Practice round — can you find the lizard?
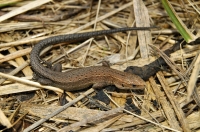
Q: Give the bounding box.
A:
[30,27,154,91]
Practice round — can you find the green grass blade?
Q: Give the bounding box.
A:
[161,0,198,43]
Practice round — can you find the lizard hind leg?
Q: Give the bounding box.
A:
[32,62,62,85]
[43,61,62,72]
[51,63,62,72]
[32,72,54,85]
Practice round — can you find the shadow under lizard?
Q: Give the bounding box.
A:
[30,27,154,91]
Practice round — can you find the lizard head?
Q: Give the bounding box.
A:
[115,72,146,90]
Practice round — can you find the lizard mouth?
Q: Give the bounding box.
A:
[132,85,145,90]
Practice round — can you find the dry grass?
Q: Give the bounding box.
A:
[0,0,200,131]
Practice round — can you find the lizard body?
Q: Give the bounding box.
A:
[30,27,151,91]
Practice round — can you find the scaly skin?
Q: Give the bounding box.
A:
[30,27,151,91]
